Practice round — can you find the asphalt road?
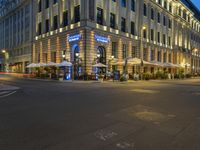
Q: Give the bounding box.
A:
[0,75,200,150]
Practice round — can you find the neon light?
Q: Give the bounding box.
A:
[95,35,110,43]
[68,34,81,42]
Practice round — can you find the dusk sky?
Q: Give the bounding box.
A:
[191,0,200,10]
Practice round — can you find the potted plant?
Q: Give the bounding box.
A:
[143,72,152,80]
[98,74,104,82]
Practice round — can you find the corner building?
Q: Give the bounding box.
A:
[34,0,200,75]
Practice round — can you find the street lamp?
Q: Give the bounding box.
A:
[62,50,66,61]
[0,49,7,72]
[97,53,100,59]
[75,52,80,80]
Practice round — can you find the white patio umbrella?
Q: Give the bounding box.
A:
[33,63,47,67]
[128,57,141,65]
[57,61,72,67]
[150,61,164,67]
[163,63,178,68]
[26,63,37,68]
[92,63,107,67]
[46,62,58,67]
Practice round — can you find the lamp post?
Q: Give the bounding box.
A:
[75,52,80,80]
[0,49,8,72]
[97,53,100,62]
[62,50,66,61]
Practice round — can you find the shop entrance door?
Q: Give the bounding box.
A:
[97,46,106,73]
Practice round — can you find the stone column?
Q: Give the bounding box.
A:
[40,41,43,63]
[118,38,123,74]
[47,39,51,63]
[127,41,132,74]
[66,33,70,61]
[106,35,112,71]
[56,37,61,63]
[32,43,36,63]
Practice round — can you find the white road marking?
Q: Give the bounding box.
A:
[0,91,17,98]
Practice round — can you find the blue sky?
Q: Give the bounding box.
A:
[191,0,200,10]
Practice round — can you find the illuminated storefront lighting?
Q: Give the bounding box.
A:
[95,35,110,43]
[68,34,81,42]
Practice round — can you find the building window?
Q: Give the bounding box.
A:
[112,42,117,58]
[169,4,172,13]
[121,17,126,32]
[183,10,187,20]
[163,16,166,26]
[63,10,68,27]
[110,13,115,29]
[179,8,181,16]
[163,52,166,63]
[157,32,160,43]
[89,0,95,20]
[121,0,126,7]
[122,44,127,59]
[151,8,154,20]
[151,29,154,41]
[74,5,80,23]
[132,46,136,58]
[164,1,167,9]
[168,53,171,63]
[38,22,41,35]
[163,34,166,45]
[38,0,42,12]
[45,0,49,9]
[45,19,49,33]
[143,29,147,39]
[53,15,58,30]
[97,7,103,25]
[157,12,160,23]
[131,0,135,12]
[168,19,171,29]
[143,3,147,16]
[157,51,161,62]
[168,36,171,46]
[158,0,162,5]
[131,21,135,35]
[53,0,57,4]
[143,48,147,61]
[151,49,154,61]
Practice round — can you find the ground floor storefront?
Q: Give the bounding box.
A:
[33,27,200,80]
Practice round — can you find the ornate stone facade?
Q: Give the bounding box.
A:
[34,0,200,75]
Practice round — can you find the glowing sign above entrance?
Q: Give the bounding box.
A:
[95,35,110,43]
[68,34,81,42]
